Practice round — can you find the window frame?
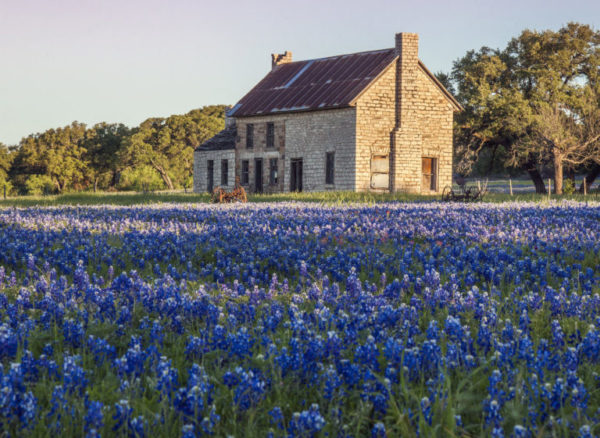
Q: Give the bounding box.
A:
[325,152,335,185]
[266,122,275,148]
[241,160,249,185]
[221,159,228,186]
[246,124,254,149]
[269,158,278,185]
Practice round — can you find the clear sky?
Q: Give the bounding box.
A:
[0,0,598,146]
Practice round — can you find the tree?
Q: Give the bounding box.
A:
[13,122,89,193]
[0,143,13,195]
[84,123,131,191]
[120,105,226,189]
[450,23,600,193]
[0,142,12,182]
[451,48,539,189]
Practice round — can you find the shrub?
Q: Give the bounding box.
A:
[117,166,165,192]
[25,175,56,195]
[563,178,575,195]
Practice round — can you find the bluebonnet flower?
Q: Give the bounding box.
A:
[63,355,88,395]
[269,406,284,429]
[372,422,386,437]
[288,404,325,437]
[0,323,18,359]
[156,356,178,398]
[63,318,85,348]
[84,399,104,438]
[223,367,266,411]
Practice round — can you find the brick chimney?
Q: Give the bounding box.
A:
[271,51,292,69]
[390,32,422,194]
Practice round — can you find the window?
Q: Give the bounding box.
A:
[266,122,275,148]
[325,152,335,185]
[221,159,228,186]
[241,160,249,185]
[422,157,438,191]
[269,158,278,185]
[207,160,214,192]
[246,124,254,149]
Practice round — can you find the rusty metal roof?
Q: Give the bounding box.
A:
[228,48,398,117]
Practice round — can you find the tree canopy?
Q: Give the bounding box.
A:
[450,22,600,193]
[5,105,226,195]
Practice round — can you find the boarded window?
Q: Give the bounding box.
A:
[370,155,389,190]
[266,123,275,148]
[422,157,438,191]
[241,160,249,184]
[246,124,254,149]
[269,158,278,185]
[221,159,228,186]
[325,152,335,185]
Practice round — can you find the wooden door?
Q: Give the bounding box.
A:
[422,157,437,191]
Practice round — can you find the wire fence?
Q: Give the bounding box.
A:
[457,177,597,195]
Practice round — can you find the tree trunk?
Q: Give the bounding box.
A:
[554,154,563,195]
[94,177,99,193]
[150,160,174,190]
[524,161,546,194]
[580,164,600,193]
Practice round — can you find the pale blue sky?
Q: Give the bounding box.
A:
[0,0,598,145]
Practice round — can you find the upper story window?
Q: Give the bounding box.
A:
[326,152,335,185]
[266,122,275,148]
[246,124,254,149]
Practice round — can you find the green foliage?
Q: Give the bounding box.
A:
[25,174,56,195]
[120,106,226,189]
[84,123,132,191]
[117,165,166,192]
[563,178,575,194]
[5,106,226,194]
[449,22,600,192]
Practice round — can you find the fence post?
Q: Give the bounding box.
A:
[583,177,587,196]
[3,184,5,200]
[477,180,481,191]
[509,179,513,196]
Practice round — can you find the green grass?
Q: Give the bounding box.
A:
[0,189,598,208]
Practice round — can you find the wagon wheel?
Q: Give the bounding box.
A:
[442,186,453,202]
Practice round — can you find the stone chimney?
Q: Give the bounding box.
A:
[394,33,419,128]
[224,106,235,128]
[271,51,293,69]
[390,32,422,194]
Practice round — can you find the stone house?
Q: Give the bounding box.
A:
[194,32,461,194]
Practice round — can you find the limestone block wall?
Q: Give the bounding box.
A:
[193,149,235,193]
[235,108,356,193]
[355,63,396,192]
[415,68,454,192]
[235,116,286,193]
[283,108,356,192]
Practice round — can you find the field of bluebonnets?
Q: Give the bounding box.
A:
[0,201,599,437]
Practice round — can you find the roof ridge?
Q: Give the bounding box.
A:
[278,47,395,66]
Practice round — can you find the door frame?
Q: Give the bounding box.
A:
[254,158,263,193]
[290,158,303,192]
